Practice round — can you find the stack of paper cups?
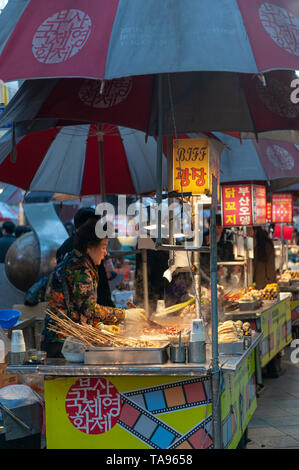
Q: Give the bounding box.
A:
[156,300,165,313]
[10,330,26,365]
[11,330,26,353]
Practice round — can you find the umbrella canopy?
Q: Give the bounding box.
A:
[0,70,299,140]
[0,1,298,82]
[0,123,170,196]
[0,183,24,204]
[219,133,299,191]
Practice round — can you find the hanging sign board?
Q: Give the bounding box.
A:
[221,184,266,227]
[252,185,267,225]
[271,193,293,224]
[172,138,219,196]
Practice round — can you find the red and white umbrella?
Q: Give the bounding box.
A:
[0,123,168,196]
[0,1,298,82]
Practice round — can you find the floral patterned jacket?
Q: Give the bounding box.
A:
[43,249,126,343]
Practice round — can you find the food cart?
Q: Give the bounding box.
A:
[3,136,265,450]
[7,331,262,449]
[277,269,299,338]
[224,295,292,371]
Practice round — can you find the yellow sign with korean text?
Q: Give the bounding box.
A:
[172,138,218,195]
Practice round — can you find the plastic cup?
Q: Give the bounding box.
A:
[156,300,165,313]
[11,330,26,353]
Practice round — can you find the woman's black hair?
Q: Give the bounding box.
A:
[74,217,107,253]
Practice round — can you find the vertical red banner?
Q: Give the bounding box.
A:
[271,193,293,224]
[252,185,266,225]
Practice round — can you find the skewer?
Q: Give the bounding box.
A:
[46,309,156,348]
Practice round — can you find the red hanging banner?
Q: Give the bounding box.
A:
[271,193,293,224]
[252,185,267,225]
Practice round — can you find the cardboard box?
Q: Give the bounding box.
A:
[0,373,18,388]
[0,362,7,375]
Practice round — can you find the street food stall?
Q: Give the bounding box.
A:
[6,332,261,449]
[2,136,265,450]
[219,186,293,374]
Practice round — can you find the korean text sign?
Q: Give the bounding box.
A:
[252,185,266,225]
[173,138,217,195]
[221,184,267,227]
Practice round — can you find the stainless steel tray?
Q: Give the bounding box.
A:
[238,299,261,311]
[219,340,244,355]
[278,280,291,287]
[84,342,170,365]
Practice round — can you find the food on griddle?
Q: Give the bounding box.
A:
[279,270,299,282]
[239,289,262,302]
[96,324,121,334]
[222,290,244,312]
[139,325,190,343]
[180,303,196,318]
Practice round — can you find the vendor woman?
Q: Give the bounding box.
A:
[41,218,146,358]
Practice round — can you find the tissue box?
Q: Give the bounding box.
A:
[0,373,18,388]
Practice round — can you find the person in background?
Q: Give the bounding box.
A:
[104,257,124,292]
[200,214,234,286]
[56,207,115,307]
[252,226,276,289]
[42,218,146,357]
[291,228,299,246]
[0,221,16,262]
[15,225,31,238]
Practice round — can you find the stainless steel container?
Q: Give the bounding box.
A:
[219,340,244,355]
[169,344,186,363]
[238,300,260,311]
[84,342,169,365]
[188,341,206,363]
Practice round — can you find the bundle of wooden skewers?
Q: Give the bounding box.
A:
[46,309,156,348]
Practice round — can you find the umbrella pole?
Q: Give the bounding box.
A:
[18,202,24,225]
[156,74,163,246]
[210,175,222,448]
[193,196,201,319]
[142,249,150,315]
[167,136,175,265]
[97,126,106,203]
[139,197,150,316]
